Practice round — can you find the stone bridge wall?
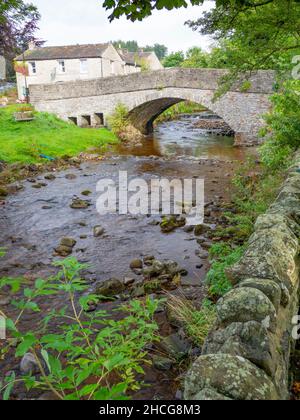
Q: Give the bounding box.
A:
[184,153,300,400]
[29,68,275,146]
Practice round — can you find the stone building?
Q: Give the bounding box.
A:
[118,49,163,71]
[15,42,161,100]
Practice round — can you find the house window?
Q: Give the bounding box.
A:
[80,59,88,74]
[111,60,115,74]
[58,60,65,73]
[29,62,36,74]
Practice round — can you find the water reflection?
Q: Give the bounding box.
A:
[113,113,249,161]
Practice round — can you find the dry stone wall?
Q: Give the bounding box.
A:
[184,153,300,400]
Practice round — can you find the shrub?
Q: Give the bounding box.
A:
[260,79,300,169]
[0,257,161,400]
[206,244,246,298]
[107,103,130,136]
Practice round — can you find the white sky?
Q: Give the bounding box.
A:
[28,0,214,53]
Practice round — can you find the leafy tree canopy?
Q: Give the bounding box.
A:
[163,51,185,67]
[112,40,168,60]
[181,47,208,68]
[0,0,41,59]
[104,1,300,73]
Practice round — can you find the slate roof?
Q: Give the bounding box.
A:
[15,43,111,61]
[118,50,152,66]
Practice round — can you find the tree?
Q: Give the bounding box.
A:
[181,47,208,68]
[145,43,168,60]
[0,0,41,59]
[113,40,168,60]
[103,1,300,74]
[163,51,184,67]
[112,40,139,52]
[103,0,205,22]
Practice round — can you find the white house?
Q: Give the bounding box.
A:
[0,56,6,80]
[15,42,163,100]
[118,49,163,71]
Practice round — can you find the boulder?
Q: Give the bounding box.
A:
[54,237,76,256]
[184,354,278,400]
[142,260,164,277]
[60,237,76,248]
[216,287,277,332]
[202,321,276,377]
[95,278,124,297]
[130,259,143,270]
[236,278,281,312]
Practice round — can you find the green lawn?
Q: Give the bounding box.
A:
[0,105,118,163]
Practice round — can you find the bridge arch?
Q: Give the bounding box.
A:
[126,90,236,135]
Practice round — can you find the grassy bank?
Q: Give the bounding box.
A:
[0,105,118,163]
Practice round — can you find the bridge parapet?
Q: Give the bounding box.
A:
[29,68,275,103]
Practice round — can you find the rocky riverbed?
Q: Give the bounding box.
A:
[0,114,255,400]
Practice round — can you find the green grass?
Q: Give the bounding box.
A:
[0,105,118,163]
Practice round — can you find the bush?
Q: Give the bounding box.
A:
[0,257,161,400]
[260,79,300,169]
[107,103,130,136]
[206,244,246,298]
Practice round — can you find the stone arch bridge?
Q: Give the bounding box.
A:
[29,68,275,146]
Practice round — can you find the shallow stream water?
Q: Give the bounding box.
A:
[0,113,255,400]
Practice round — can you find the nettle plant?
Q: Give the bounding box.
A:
[0,257,160,400]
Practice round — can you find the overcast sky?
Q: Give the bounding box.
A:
[29,0,213,53]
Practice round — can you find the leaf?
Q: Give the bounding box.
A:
[15,333,37,357]
[109,382,128,399]
[41,349,51,373]
[103,353,128,371]
[78,383,98,397]
[3,371,15,401]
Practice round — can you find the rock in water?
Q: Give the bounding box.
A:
[44,174,56,181]
[159,333,191,360]
[95,278,124,297]
[70,198,90,209]
[93,226,105,237]
[65,173,77,180]
[152,355,173,371]
[0,187,8,197]
[130,259,143,270]
[54,237,76,256]
[81,190,92,196]
[20,353,40,375]
[60,237,76,248]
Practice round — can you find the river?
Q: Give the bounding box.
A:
[0,113,254,400]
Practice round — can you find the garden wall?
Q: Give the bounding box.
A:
[184,153,300,400]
